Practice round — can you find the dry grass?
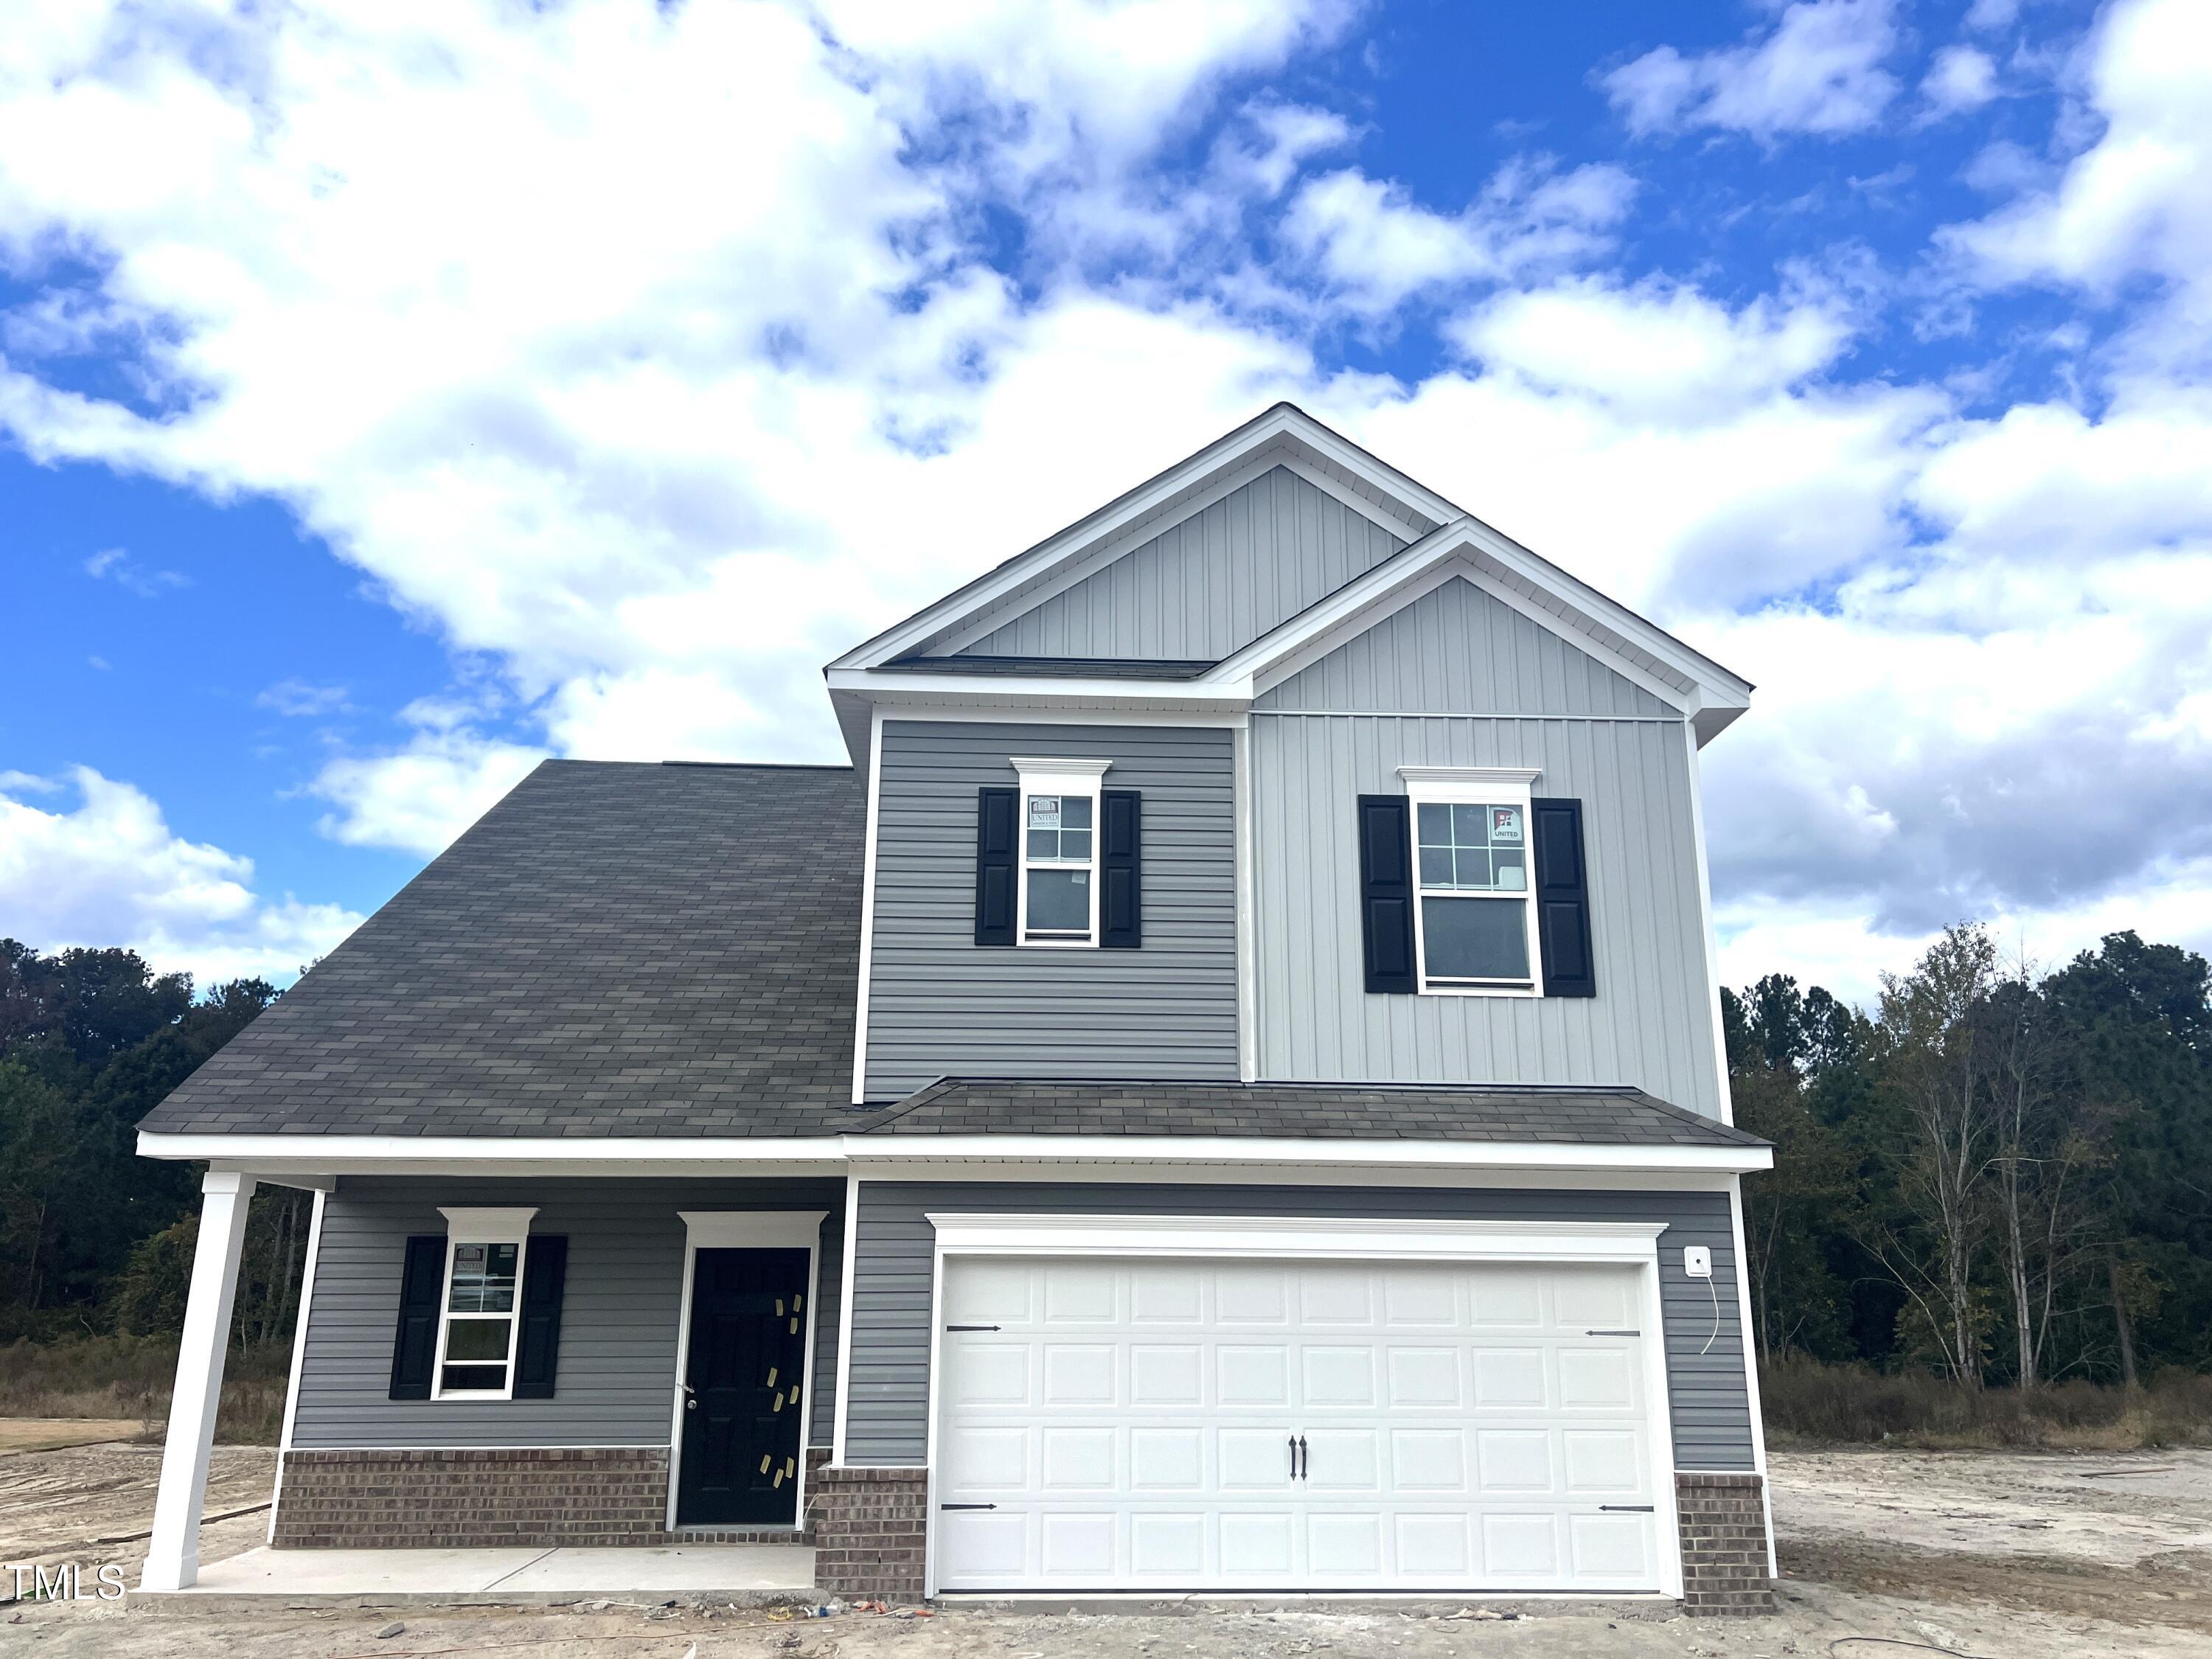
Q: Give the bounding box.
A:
[0,1335,291,1445]
[1761,1356,2212,1450]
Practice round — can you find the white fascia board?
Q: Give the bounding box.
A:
[845,1135,1771,1174]
[828,406,1459,672]
[825,668,1254,712]
[138,1130,849,1175]
[140,1129,1770,1175]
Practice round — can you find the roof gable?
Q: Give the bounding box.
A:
[952,465,1406,661]
[1257,572,1675,718]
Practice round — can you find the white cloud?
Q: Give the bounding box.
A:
[4,0,2212,1016]
[257,678,351,717]
[1604,0,1900,141]
[1921,45,2000,116]
[1282,159,1637,313]
[1450,274,1860,422]
[1939,0,2212,372]
[0,767,360,984]
[310,727,547,858]
[82,546,187,597]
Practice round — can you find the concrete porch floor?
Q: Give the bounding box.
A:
[136,1543,816,1607]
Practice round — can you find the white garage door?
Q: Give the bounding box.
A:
[933,1256,1665,1593]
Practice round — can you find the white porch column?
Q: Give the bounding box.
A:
[142,1169,256,1591]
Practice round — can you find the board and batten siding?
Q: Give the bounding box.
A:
[956,467,1407,661]
[1258,574,1676,718]
[291,1177,843,1450]
[863,720,1239,1100]
[1248,711,1722,1116]
[843,1180,1755,1473]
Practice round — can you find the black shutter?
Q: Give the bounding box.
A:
[1099,790,1141,950]
[974,786,1019,945]
[388,1235,445,1401]
[513,1235,568,1400]
[1531,797,1596,998]
[1357,794,1416,994]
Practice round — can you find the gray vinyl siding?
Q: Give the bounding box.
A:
[291,1177,843,1450]
[1248,712,1724,1119]
[959,467,1406,660]
[844,1180,1754,1472]
[1259,575,1676,717]
[863,721,1238,1100]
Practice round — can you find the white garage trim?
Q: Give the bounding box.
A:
[927,1214,1669,1264]
[921,1214,1683,1598]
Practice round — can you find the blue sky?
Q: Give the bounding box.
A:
[4,0,2210,1003]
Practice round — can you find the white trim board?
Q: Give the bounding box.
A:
[147,1131,1767,1175]
[925,1212,1669,1263]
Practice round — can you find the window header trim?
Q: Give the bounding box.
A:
[438,1206,537,1244]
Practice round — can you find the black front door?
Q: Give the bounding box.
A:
[676,1247,810,1526]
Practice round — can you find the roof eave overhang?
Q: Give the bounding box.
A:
[139,1130,1770,1178]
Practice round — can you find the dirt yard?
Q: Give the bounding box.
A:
[1,1442,2208,1657]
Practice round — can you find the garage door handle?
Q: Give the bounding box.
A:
[1586,1329,1641,1336]
[939,1503,996,1512]
[1598,1505,1655,1512]
[1297,1436,1307,1480]
[944,1324,1001,1332]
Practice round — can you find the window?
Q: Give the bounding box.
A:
[433,1207,535,1399]
[1012,758,1111,947]
[1402,767,1543,995]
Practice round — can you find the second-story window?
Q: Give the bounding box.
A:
[1402,767,1543,996]
[1012,759,1113,947]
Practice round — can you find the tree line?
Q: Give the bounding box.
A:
[4,926,2211,1388]
[0,940,308,1348]
[1731,926,2212,1387]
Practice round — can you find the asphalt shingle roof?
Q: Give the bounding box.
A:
[852,1079,1764,1148]
[883,654,1218,680]
[140,760,866,1138]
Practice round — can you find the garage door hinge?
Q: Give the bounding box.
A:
[1585,1329,1640,1336]
[944,1324,1001,1332]
[1597,1505,1655,1512]
[939,1503,997,1511]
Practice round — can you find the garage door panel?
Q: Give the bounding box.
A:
[1388,1427,1469,1492]
[1472,1346,1547,1407]
[1045,1265,1117,1323]
[1386,1346,1462,1407]
[1216,1267,1292,1323]
[1042,1343,1116,1405]
[1563,1429,1646,1492]
[1130,1343,1203,1405]
[936,1256,1665,1593]
[1130,1426,1203,1489]
[1301,1346,1377,1406]
[1217,1344,1290,1405]
[947,1262,1032,1324]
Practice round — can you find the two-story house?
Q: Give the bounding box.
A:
[136,405,1773,1613]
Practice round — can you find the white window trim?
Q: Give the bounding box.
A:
[1009,757,1111,950]
[665,1209,830,1531]
[1399,765,1544,1000]
[431,1206,536,1402]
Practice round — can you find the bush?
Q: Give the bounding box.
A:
[1761,1355,2212,1449]
[0,1333,292,1444]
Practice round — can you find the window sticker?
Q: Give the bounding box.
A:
[1491,806,1523,842]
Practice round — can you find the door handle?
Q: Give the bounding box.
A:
[1297,1436,1308,1481]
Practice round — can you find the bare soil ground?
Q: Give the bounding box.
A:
[0,1423,146,1458]
[1,1441,2208,1657]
